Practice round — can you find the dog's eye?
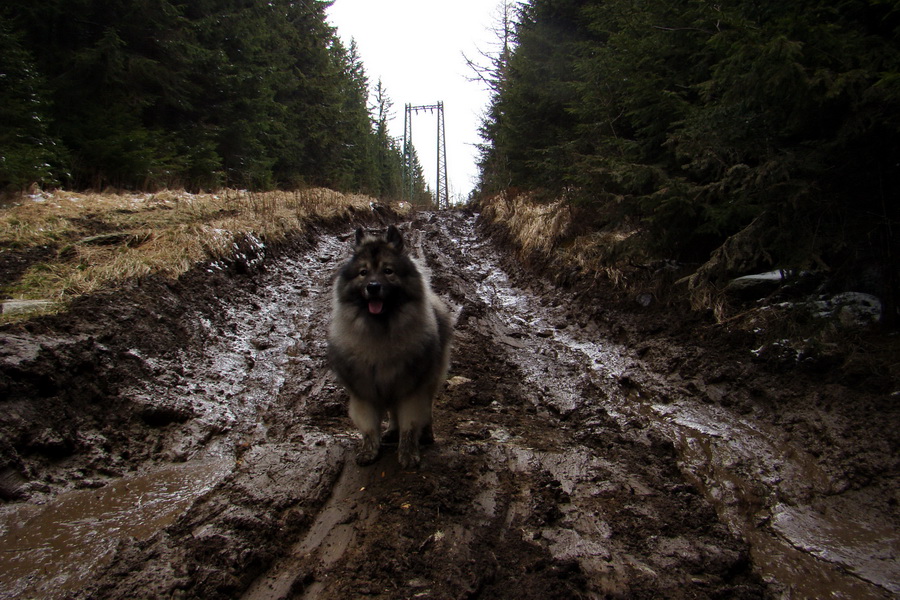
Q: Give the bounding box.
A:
[358,268,368,277]
[383,267,394,275]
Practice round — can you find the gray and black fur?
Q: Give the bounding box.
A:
[328,225,452,468]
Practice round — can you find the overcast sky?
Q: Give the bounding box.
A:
[326,0,502,201]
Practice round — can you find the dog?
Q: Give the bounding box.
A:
[328,225,452,468]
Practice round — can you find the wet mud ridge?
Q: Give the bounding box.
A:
[1,211,897,599]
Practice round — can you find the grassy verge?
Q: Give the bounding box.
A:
[0,188,385,320]
[479,191,898,382]
[479,191,655,290]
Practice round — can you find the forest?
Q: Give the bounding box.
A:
[1,3,898,597]
[2,0,898,312]
[0,0,431,201]
[476,0,899,319]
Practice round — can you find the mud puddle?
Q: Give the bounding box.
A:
[0,459,230,599]
[431,212,897,598]
[0,209,896,599]
[651,401,899,597]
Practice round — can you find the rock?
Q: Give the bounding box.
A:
[446,376,473,388]
[0,468,28,500]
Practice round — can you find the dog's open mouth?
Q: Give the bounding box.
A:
[368,300,384,315]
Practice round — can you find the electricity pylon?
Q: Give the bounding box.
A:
[403,102,449,209]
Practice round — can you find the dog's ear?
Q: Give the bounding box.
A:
[354,227,366,247]
[385,225,404,252]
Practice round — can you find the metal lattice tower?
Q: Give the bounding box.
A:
[403,102,449,209]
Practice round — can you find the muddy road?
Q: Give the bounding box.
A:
[1,210,897,599]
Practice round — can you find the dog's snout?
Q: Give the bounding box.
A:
[366,281,382,296]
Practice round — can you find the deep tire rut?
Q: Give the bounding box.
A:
[231,211,764,600]
[3,210,896,600]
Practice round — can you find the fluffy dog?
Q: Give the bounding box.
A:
[328,225,452,468]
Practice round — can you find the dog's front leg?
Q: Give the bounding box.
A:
[397,395,432,469]
[398,429,421,469]
[349,396,381,465]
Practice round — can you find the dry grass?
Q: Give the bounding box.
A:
[480,191,646,289]
[0,188,379,316]
[481,191,572,256]
[564,232,636,287]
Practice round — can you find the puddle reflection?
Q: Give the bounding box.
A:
[0,459,230,599]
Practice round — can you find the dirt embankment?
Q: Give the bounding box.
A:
[1,208,897,600]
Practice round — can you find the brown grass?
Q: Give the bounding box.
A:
[481,191,573,257]
[0,188,381,317]
[479,191,647,289]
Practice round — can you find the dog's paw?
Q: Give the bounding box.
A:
[356,439,380,466]
[397,430,421,469]
[397,447,421,469]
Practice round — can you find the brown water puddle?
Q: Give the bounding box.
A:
[457,213,897,599]
[0,459,231,600]
[654,404,898,599]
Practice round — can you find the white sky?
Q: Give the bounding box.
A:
[326,0,501,200]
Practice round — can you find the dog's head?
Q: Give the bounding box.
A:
[336,225,421,316]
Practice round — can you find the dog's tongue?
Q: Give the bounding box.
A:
[368,300,383,315]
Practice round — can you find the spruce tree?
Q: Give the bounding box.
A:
[0,16,62,191]
[478,0,899,312]
[2,0,408,194]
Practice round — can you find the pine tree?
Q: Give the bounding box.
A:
[478,0,900,311]
[371,79,404,200]
[3,0,409,194]
[0,16,62,191]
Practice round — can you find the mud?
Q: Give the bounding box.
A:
[0,209,897,599]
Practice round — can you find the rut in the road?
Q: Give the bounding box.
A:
[64,210,765,600]
[4,206,897,600]
[235,211,766,600]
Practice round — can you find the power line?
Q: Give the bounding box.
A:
[403,102,449,209]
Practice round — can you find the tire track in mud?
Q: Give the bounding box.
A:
[1,230,359,600]
[44,210,758,600]
[4,210,894,599]
[423,213,897,600]
[236,212,766,600]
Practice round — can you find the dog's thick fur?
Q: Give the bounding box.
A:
[328,225,452,468]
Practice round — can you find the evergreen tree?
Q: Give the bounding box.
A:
[327,39,379,192]
[1,0,410,195]
[371,80,402,199]
[478,0,900,302]
[406,144,432,207]
[0,16,63,191]
[7,0,198,189]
